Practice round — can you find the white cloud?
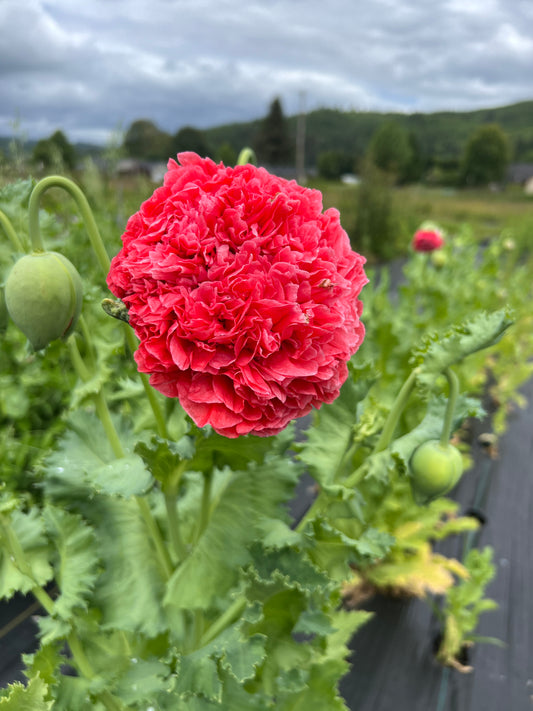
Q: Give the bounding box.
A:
[0,0,531,144]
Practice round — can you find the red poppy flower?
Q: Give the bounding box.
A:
[107,153,367,437]
[412,229,444,252]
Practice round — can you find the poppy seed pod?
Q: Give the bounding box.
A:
[5,251,83,350]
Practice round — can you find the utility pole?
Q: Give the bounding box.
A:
[296,91,306,184]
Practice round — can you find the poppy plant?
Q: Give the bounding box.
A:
[412,228,444,252]
[107,153,367,437]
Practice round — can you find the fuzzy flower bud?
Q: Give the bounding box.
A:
[5,251,83,350]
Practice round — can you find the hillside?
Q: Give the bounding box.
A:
[204,100,533,166]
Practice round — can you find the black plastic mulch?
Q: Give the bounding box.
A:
[339,375,533,711]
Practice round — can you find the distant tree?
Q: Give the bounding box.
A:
[123,120,170,160]
[217,142,237,166]
[402,131,426,183]
[317,150,354,180]
[169,126,211,158]
[460,124,510,186]
[367,121,413,183]
[254,98,293,165]
[32,130,76,170]
[352,159,403,261]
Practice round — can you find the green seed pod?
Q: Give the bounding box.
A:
[431,251,447,269]
[5,251,83,350]
[409,439,463,505]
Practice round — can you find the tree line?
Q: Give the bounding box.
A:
[18,96,530,188]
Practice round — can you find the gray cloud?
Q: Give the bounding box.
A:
[1,0,532,144]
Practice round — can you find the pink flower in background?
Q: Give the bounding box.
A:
[107,153,367,437]
[412,228,444,252]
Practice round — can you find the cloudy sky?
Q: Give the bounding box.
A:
[1,0,532,145]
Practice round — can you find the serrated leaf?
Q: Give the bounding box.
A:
[0,674,52,710]
[164,455,299,612]
[175,650,221,701]
[42,506,99,623]
[247,544,332,597]
[297,365,375,487]
[92,498,168,635]
[70,364,112,410]
[412,309,513,386]
[113,658,173,705]
[0,509,54,599]
[43,410,153,498]
[365,544,467,597]
[135,434,195,486]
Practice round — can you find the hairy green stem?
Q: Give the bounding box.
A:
[136,496,173,579]
[199,596,247,648]
[373,368,419,454]
[68,634,129,711]
[68,334,173,578]
[0,209,24,252]
[440,367,459,446]
[196,470,214,543]
[123,327,168,438]
[164,488,188,563]
[28,176,111,271]
[28,176,168,435]
[236,147,257,166]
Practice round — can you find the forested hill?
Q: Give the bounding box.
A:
[204,100,533,165]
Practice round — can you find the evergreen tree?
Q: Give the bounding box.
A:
[254,98,293,165]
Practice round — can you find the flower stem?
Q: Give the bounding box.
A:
[373,369,419,454]
[123,327,168,438]
[28,176,168,437]
[0,209,24,252]
[164,487,188,563]
[28,176,111,271]
[136,496,173,579]
[440,367,459,446]
[67,333,173,578]
[195,470,214,543]
[199,596,247,648]
[67,633,129,711]
[236,147,257,166]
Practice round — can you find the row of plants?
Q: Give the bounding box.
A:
[0,158,531,708]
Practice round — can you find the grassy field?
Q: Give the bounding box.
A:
[310,179,533,259]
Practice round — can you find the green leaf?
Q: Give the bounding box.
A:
[42,506,99,625]
[113,658,173,705]
[0,509,54,599]
[135,434,195,486]
[0,674,52,710]
[165,455,299,612]
[297,364,375,487]
[91,498,168,636]
[43,410,153,498]
[391,394,483,471]
[174,649,221,701]
[412,309,513,386]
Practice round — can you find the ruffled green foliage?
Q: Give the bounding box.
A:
[0,674,52,710]
[2,176,532,709]
[436,547,499,670]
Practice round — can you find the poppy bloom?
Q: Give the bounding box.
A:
[412,228,444,252]
[107,153,367,437]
